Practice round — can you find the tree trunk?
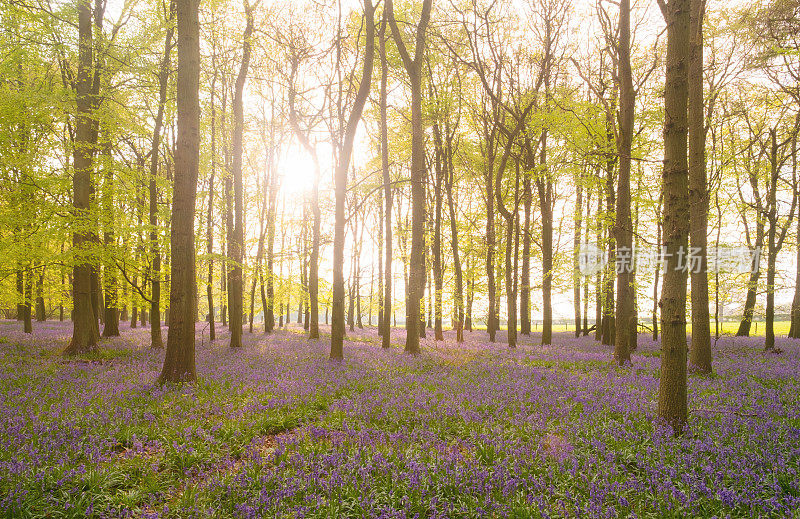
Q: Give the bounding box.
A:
[102,146,119,338]
[446,134,465,343]
[65,0,99,355]
[601,138,616,346]
[159,0,200,383]
[538,141,553,346]
[227,0,253,349]
[653,195,661,340]
[573,170,582,337]
[23,268,32,333]
[206,65,217,341]
[308,164,321,339]
[657,0,691,434]
[465,271,473,332]
[431,115,445,341]
[380,20,392,347]
[486,141,497,342]
[35,267,46,322]
[688,0,711,371]
[16,269,24,321]
[387,0,430,355]
[264,118,279,333]
[595,186,603,342]
[765,223,777,351]
[736,223,763,336]
[789,214,800,338]
[331,0,375,359]
[614,0,635,365]
[147,12,174,349]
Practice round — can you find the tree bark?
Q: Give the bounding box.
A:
[23,268,32,333]
[573,169,582,337]
[387,0,431,355]
[102,144,119,338]
[331,0,375,359]
[65,0,99,355]
[790,213,800,338]
[486,132,497,342]
[614,0,635,365]
[736,221,764,336]
[445,131,465,343]
[379,17,392,349]
[35,267,46,322]
[206,63,217,341]
[147,8,175,349]
[159,0,200,383]
[688,0,711,371]
[657,0,691,434]
[227,0,254,349]
[538,139,553,346]
[431,108,445,341]
[264,114,279,333]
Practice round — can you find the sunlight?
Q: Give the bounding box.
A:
[279,148,317,196]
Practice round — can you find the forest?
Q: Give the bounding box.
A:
[1,0,800,516]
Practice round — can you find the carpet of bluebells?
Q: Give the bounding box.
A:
[1,319,799,518]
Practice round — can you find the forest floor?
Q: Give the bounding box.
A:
[1,320,799,518]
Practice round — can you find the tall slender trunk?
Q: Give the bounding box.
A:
[102,143,119,337]
[65,0,99,355]
[264,116,279,333]
[594,183,602,341]
[16,268,24,321]
[601,136,616,346]
[614,0,634,365]
[147,10,174,349]
[308,162,320,339]
[380,18,392,347]
[688,0,711,371]
[521,172,531,336]
[657,0,691,434]
[206,64,217,341]
[583,186,591,335]
[736,222,763,336]
[331,0,375,359]
[250,170,267,334]
[764,129,797,350]
[431,115,445,341]
[446,132,465,343]
[387,0,430,355]
[227,0,253,349]
[35,266,46,322]
[486,142,497,342]
[789,213,800,338]
[23,268,32,333]
[159,0,200,383]
[653,195,662,340]
[465,270,474,332]
[573,169,582,337]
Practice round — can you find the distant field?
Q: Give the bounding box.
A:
[479,320,794,337]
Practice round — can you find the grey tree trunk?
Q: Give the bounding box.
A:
[331,0,375,359]
[387,0,432,355]
[159,0,200,383]
[657,0,691,434]
[227,0,254,349]
[65,0,99,355]
[614,0,635,365]
[688,0,711,372]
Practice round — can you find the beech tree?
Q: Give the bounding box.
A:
[159,0,200,383]
[656,0,691,434]
[387,0,433,355]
